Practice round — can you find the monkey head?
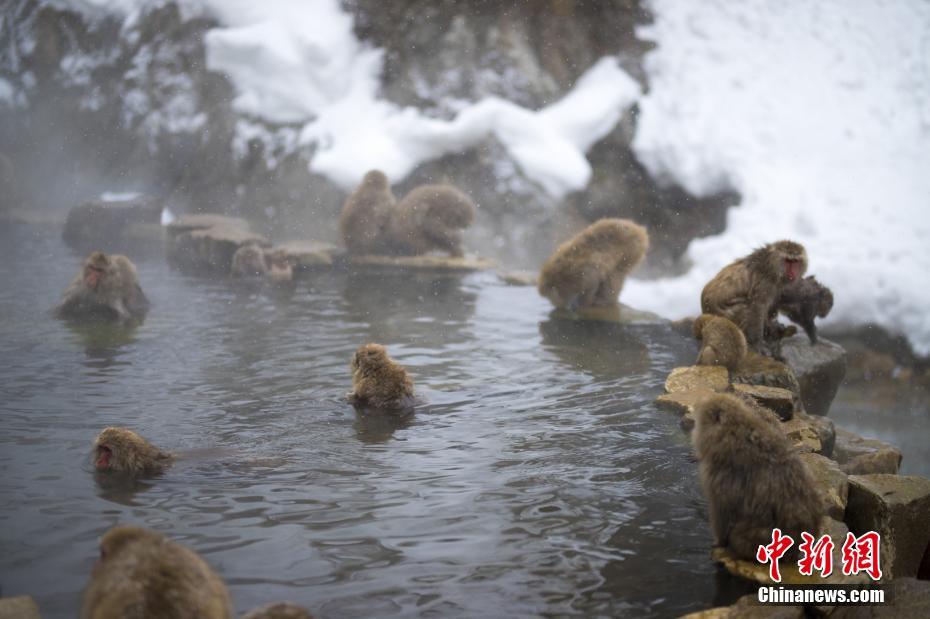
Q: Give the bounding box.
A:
[361,170,389,190]
[770,240,807,283]
[351,343,390,376]
[96,525,159,564]
[92,427,170,475]
[265,249,290,270]
[83,251,112,290]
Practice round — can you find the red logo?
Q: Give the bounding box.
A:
[755,529,883,582]
[756,528,795,582]
[841,531,882,581]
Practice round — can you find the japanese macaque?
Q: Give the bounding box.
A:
[692,314,748,372]
[264,248,294,284]
[347,343,415,411]
[537,218,649,310]
[386,184,477,257]
[243,603,315,619]
[692,393,823,561]
[80,525,232,619]
[92,427,173,476]
[231,243,267,277]
[774,275,833,344]
[701,240,807,352]
[339,170,395,255]
[55,251,150,324]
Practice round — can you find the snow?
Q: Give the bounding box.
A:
[624,0,930,354]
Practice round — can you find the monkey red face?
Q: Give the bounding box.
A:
[84,265,105,289]
[784,259,803,282]
[95,444,113,470]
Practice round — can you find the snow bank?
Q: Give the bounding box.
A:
[625,0,930,354]
[200,0,640,195]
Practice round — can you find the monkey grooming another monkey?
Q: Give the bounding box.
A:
[537,218,649,310]
[692,314,748,372]
[692,393,823,562]
[386,184,477,257]
[774,275,833,344]
[92,427,173,476]
[243,603,315,619]
[347,343,415,411]
[56,251,150,324]
[340,170,395,255]
[231,243,268,278]
[701,240,807,353]
[81,525,232,619]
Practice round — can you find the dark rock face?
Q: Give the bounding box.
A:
[63,196,163,252]
[780,334,847,416]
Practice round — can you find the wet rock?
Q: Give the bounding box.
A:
[655,388,715,431]
[780,334,847,416]
[711,518,868,586]
[805,414,836,459]
[679,594,803,619]
[733,352,802,404]
[781,416,823,454]
[828,577,930,618]
[845,474,930,579]
[167,215,269,273]
[834,429,903,475]
[0,596,41,619]
[665,366,729,395]
[548,303,665,325]
[63,196,163,252]
[496,269,538,286]
[800,452,849,521]
[275,240,339,270]
[731,384,795,421]
[341,254,495,274]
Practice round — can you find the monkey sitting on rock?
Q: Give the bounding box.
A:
[385,184,477,257]
[92,427,173,476]
[347,343,415,412]
[55,251,150,324]
[701,240,807,354]
[692,393,823,562]
[339,170,395,255]
[537,218,649,310]
[692,314,748,372]
[773,275,833,344]
[81,525,233,619]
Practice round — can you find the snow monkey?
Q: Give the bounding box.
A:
[339,169,395,255]
[774,275,833,344]
[55,251,150,324]
[231,243,267,277]
[386,184,477,257]
[242,603,316,619]
[92,427,173,476]
[692,314,748,372]
[80,525,233,619]
[692,393,823,562]
[347,343,415,411]
[264,248,294,284]
[701,240,807,352]
[537,218,649,310]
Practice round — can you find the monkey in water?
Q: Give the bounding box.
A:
[264,248,294,285]
[692,393,823,562]
[81,525,233,619]
[701,240,807,352]
[537,218,649,310]
[347,343,415,411]
[773,275,833,344]
[692,314,748,372]
[231,243,268,278]
[339,170,395,255]
[243,603,315,619]
[386,184,477,257]
[55,251,150,324]
[92,427,173,476]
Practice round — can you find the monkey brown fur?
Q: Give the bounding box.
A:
[80,525,233,619]
[692,314,748,372]
[537,218,649,310]
[264,248,294,284]
[692,393,823,561]
[775,275,833,344]
[701,240,807,352]
[56,251,150,324]
[242,603,315,619]
[347,343,415,411]
[386,184,477,257]
[92,427,173,476]
[231,243,267,278]
[340,170,395,255]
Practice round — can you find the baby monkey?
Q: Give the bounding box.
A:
[347,343,415,411]
[692,314,748,372]
[92,427,173,476]
[774,275,833,344]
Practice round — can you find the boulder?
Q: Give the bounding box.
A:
[655,388,716,431]
[731,384,796,421]
[845,474,930,579]
[63,195,163,252]
[665,366,730,395]
[275,240,339,270]
[800,452,849,521]
[166,215,269,273]
[834,429,903,475]
[804,414,836,459]
[781,416,823,454]
[827,577,930,618]
[780,334,847,416]
[548,303,665,325]
[733,353,801,403]
[0,596,41,619]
